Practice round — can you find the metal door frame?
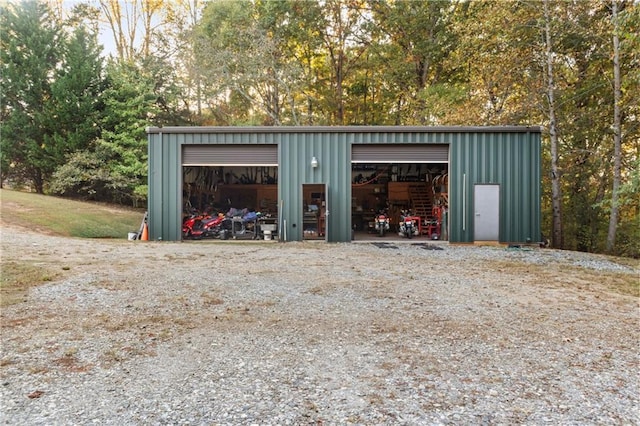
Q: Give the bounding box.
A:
[474,184,500,241]
[301,183,327,241]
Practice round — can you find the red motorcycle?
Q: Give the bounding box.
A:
[193,213,228,239]
[374,210,390,237]
[183,210,210,239]
[398,210,419,239]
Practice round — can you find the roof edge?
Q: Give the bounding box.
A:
[146,125,543,135]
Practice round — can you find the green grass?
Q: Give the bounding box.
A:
[0,189,145,238]
[1,190,145,305]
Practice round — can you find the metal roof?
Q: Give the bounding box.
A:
[146,125,543,134]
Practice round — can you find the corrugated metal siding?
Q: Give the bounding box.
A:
[352,144,449,163]
[148,132,182,241]
[448,130,541,243]
[175,132,280,145]
[147,127,541,243]
[278,132,352,242]
[349,130,459,145]
[182,144,278,165]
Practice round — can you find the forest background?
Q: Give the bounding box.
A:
[1,0,638,257]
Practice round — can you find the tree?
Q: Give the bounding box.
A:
[314,0,372,125]
[51,55,189,205]
[1,1,107,193]
[195,0,304,125]
[52,60,152,205]
[445,1,541,125]
[97,0,169,60]
[255,0,326,125]
[158,0,205,120]
[194,0,259,124]
[534,0,638,254]
[532,0,613,252]
[543,0,563,249]
[606,0,623,253]
[96,60,158,205]
[0,0,63,193]
[49,144,132,202]
[48,25,105,159]
[368,0,460,125]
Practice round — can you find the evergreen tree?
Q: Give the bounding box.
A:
[51,60,153,206]
[48,25,105,158]
[0,0,62,192]
[1,1,105,193]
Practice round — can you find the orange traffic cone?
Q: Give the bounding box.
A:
[141,223,149,241]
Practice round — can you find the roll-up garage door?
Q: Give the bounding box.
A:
[182,145,278,166]
[352,144,449,163]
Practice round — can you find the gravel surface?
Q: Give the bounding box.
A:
[1,228,638,425]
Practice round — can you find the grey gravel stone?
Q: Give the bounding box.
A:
[0,229,638,425]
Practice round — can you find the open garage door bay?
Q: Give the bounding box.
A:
[351,144,450,241]
[182,144,279,241]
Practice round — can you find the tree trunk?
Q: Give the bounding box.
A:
[606,0,622,253]
[33,169,44,194]
[544,0,563,249]
[336,51,344,125]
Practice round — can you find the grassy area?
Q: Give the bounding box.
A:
[0,262,60,307]
[0,189,145,238]
[490,258,640,298]
[0,189,145,306]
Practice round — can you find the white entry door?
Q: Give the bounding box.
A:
[474,184,500,241]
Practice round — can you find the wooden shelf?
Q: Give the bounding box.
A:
[387,182,410,201]
[214,184,277,212]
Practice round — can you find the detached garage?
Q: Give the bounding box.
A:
[146,126,542,244]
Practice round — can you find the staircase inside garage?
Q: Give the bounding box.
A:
[408,182,432,227]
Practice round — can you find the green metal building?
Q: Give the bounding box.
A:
[146,126,542,243]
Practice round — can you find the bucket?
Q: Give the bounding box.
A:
[128,232,138,241]
[264,230,272,241]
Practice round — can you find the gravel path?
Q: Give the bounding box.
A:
[1,229,638,425]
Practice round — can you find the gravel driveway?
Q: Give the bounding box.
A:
[1,228,638,425]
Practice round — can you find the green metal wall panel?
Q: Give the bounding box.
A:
[148,132,182,241]
[448,130,541,243]
[147,126,541,243]
[278,132,352,242]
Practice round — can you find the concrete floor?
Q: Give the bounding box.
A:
[351,230,447,243]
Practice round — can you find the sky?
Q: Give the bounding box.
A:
[56,0,144,58]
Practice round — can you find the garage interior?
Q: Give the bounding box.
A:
[183,166,279,240]
[351,163,449,240]
[182,162,449,241]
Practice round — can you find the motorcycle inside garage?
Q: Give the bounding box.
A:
[180,143,280,241]
[182,165,279,241]
[350,141,449,241]
[351,162,449,241]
